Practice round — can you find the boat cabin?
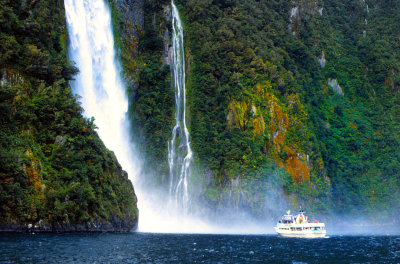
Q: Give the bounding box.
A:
[274,210,327,238]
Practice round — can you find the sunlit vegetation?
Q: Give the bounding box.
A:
[123,0,400,219]
[181,0,400,218]
[2,0,399,227]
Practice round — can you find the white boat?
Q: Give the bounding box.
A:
[274,210,326,238]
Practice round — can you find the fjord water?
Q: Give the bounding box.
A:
[1,233,399,263]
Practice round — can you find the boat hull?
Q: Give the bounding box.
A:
[277,232,326,238]
[274,227,326,238]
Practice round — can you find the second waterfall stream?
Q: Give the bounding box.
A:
[168,0,193,214]
[64,0,207,233]
[64,0,267,234]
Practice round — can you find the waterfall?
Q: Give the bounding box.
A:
[168,0,193,212]
[64,0,139,182]
[64,0,269,234]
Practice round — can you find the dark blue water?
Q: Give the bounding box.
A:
[0,233,399,263]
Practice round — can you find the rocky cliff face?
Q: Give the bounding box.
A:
[174,0,399,219]
[113,0,144,88]
[112,0,174,186]
[107,0,400,221]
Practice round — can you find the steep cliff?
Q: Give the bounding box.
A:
[112,0,174,186]
[115,0,400,221]
[176,0,400,219]
[0,0,138,232]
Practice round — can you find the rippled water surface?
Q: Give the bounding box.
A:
[1,233,399,263]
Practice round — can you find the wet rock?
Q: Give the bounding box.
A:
[318,51,326,68]
[55,135,66,145]
[328,78,344,95]
[289,0,321,36]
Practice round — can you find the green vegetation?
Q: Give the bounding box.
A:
[118,0,400,220]
[114,0,174,185]
[2,0,399,226]
[177,0,400,218]
[0,0,138,230]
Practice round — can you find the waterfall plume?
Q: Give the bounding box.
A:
[64,0,271,234]
[64,0,140,193]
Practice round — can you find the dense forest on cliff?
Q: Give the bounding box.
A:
[0,0,138,231]
[117,0,400,220]
[1,0,399,229]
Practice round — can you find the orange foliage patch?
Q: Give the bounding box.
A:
[23,149,45,203]
[267,95,310,183]
[0,173,13,184]
[323,85,331,95]
[283,150,310,183]
[268,93,289,152]
[227,82,311,183]
[349,120,358,130]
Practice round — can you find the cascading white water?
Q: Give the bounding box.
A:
[64,0,202,234]
[64,0,201,234]
[168,0,192,212]
[64,0,139,184]
[64,0,271,234]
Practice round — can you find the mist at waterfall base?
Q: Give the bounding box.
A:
[136,0,296,234]
[64,0,399,235]
[135,167,291,234]
[64,0,276,234]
